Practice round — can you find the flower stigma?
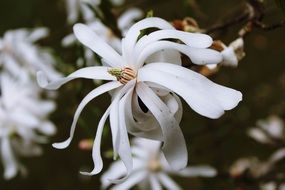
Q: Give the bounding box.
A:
[108,67,136,84]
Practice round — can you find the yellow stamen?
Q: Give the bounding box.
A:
[108,67,136,84]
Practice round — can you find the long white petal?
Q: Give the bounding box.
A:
[80,106,111,175]
[123,17,174,67]
[1,137,18,179]
[135,29,213,54]
[145,49,182,66]
[52,81,122,149]
[101,158,144,189]
[37,66,115,90]
[136,82,188,170]
[138,63,242,119]
[73,23,124,67]
[137,41,222,68]
[111,170,148,190]
[148,62,243,111]
[109,81,136,183]
[176,165,217,177]
[157,173,182,190]
[149,174,162,190]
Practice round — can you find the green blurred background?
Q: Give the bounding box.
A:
[0,0,284,189]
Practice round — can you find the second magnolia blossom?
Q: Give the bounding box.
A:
[38,17,242,180]
[102,137,217,190]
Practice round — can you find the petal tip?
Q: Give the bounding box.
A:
[52,141,69,149]
[37,71,48,88]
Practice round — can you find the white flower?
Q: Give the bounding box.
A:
[221,37,245,67]
[101,137,217,190]
[247,115,284,144]
[65,0,126,24]
[0,74,56,179]
[38,17,242,180]
[0,28,61,81]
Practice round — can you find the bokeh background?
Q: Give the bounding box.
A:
[0,0,284,189]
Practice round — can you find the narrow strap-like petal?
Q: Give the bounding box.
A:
[73,23,125,67]
[111,170,148,190]
[52,81,122,149]
[109,80,135,158]
[149,174,162,190]
[157,172,182,190]
[108,81,136,184]
[175,165,217,177]
[123,17,174,68]
[135,29,213,55]
[136,82,188,170]
[37,66,116,90]
[0,137,18,179]
[80,106,111,175]
[137,41,222,68]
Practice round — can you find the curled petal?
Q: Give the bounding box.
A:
[123,17,174,67]
[135,29,213,54]
[136,82,188,170]
[137,41,222,68]
[80,106,111,175]
[52,81,122,149]
[123,90,163,142]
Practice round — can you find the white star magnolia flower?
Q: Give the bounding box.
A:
[37,17,242,181]
[0,28,61,81]
[101,137,217,190]
[247,115,284,144]
[0,74,56,179]
[65,0,125,24]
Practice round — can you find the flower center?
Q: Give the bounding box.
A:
[108,67,136,84]
[148,158,162,173]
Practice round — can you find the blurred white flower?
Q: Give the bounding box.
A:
[260,182,277,190]
[0,28,61,81]
[248,115,284,144]
[260,182,285,190]
[0,74,56,179]
[230,148,285,178]
[101,137,217,190]
[38,17,242,180]
[65,0,125,24]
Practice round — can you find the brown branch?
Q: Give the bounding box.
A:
[206,10,251,34]
[254,19,285,31]
[206,0,285,36]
